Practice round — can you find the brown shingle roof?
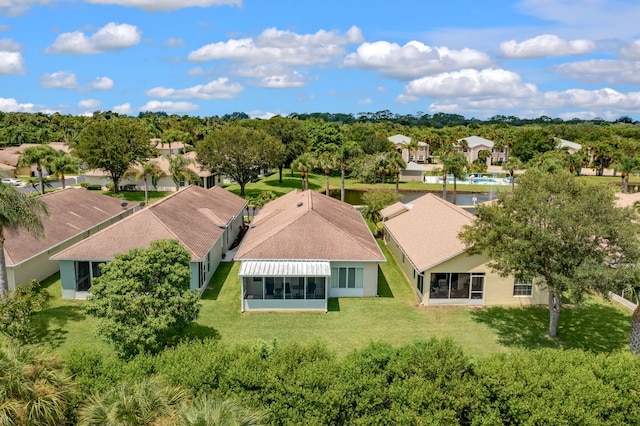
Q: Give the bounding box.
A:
[383,193,475,271]
[235,190,384,262]
[51,185,246,261]
[4,188,130,265]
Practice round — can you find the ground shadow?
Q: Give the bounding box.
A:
[178,323,222,342]
[327,298,340,312]
[31,304,86,348]
[202,262,234,301]
[377,266,395,298]
[471,302,630,353]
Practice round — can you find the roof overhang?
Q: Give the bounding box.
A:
[238,260,331,277]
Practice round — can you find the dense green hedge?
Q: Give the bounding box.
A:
[64,338,640,425]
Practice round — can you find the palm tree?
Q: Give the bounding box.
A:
[0,184,48,299]
[177,397,263,426]
[45,151,78,189]
[316,151,337,195]
[336,141,361,202]
[502,157,524,194]
[612,154,640,194]
[442,152,467,205]
[168,154,201,192]
[77,378,190,426]
[437,142,457,199]
[17,145,57,195]
[406,138,419,163]
[385,151,406,192]
[291,152,316,191]
[0,344,73,426]
[125,160,166,207]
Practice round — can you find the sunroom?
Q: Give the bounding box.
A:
[240,261,330,312]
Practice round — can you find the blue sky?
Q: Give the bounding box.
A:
[1,0,640,120]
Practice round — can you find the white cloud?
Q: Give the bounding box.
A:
[620,40,640,59]
[555,59,640,84]
[543,87,635,109]
[404,68,538,98]
[146,78,244,99]
[0,51,25,74]
[84,0,241,12]
[46,22,142,54]
[500,34,595,58]
[188,26,362,66]
[90,76,114,90]
[164,37,185,48]
[41,71,79,89]
[0,97,35,112]
[248,110,277,119]
[0,38,21,51]
[344,41,491,80]
[112,102,132,115]
[255,71,306,88]
[139,100,199,113]
[78,99,101,108]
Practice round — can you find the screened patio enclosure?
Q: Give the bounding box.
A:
[239,261,330,311]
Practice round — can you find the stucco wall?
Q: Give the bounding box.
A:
[329,261,379,297]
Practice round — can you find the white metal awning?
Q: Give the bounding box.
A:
[238,261,331,277]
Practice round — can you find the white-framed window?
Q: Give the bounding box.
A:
[513,276,533,296]
[331,267,364,289]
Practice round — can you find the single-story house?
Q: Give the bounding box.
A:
[0,142,71,177]
[400,161,425,182]
[456,136,508,165]
[5,187,136,291]
[235,190,386,312]
[556,138,582,154]
[388,134,430,163]
[150,138,187,156]
[382,193,547,306]
[84,152,221,192]
[51,185,246,299]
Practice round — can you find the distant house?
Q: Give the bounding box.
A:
[51,185,246,299]
[556,138,582,154]
[456,136,508,165]
[0,142,71,177]
[400,161,425,182]
[5,188,135,291]
[388,134,430,163]
[150,138,187,156]
[83,152,221,192]
[382,193,547,306]
[235,190,385,312]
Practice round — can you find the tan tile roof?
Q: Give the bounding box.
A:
[85,153,211,179]
[380,202,408,219]
[5,188,130,265]
[235,190,384,262]
[51,185,246,261]
[383,193,476,271]
[0,143,71,167]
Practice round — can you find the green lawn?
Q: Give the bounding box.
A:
[100,190,174,205]
[29,240,633,360]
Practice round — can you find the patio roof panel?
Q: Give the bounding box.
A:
[239,261,331,277]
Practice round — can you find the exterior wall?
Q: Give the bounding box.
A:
[329,261,378,297]
[223,212,245,252]
[243,297,326,311]
[400,148,429,163]
[400,170,423,182]
[384,232,547,306]
[9,209,133,292]
[86,174,217,192]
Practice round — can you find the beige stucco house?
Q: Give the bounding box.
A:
[5,188,136,291]
[0,142,71,177]
[235,190,385,312]
[400,161,425,182]
[382,193,547,306]
[51,185,246,299]
[456,136,509,165]
[388,134,430,163]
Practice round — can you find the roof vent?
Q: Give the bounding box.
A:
[296,202,303,207]
[120,202,128,209]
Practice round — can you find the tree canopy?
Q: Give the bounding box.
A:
[85,239,201,358]
[459,169,640,338]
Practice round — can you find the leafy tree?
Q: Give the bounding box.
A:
[0,279,50,343]
[510,127,556,162]
[0,344,73,425]
[168,154,201,192]
[44,150,78,189]
[361,189,403,223]
[74,117,153,193]
[125,159,166,207]
[17,145,57,195]
[196,125,284,197]
[266,116,308,183]
[0,184,48,299]
[459,169,640,338]
[85,239,201,358]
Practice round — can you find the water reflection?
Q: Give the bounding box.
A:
[329,189,497,208]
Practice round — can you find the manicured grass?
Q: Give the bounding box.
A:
[100,190,174,205]
[26,240,633,360]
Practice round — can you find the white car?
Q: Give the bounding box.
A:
[2,177,23,186]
